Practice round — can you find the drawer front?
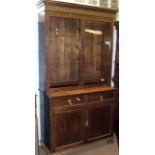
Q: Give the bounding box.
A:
[51,95,84,107]
[88,91,114,103]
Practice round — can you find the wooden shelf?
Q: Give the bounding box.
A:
[48,86,116,97]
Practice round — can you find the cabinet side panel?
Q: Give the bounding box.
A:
[44,95,50,149]
[39,91,50,149]
[38,90,45,143]
[102,23,113,85]
[38,15,45,91]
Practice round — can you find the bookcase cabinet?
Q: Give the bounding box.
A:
[37,0,118,153]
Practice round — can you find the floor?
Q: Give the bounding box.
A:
[39,135,119,155]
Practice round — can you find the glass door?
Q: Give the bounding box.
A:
[83,20,112,85]
[49,17,81,88]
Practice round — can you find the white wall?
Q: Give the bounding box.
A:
[0,1,37,155]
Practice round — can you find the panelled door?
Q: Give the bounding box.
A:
[49,16,81,88]
[86,102,114,141]
[52,106,84,151]
[83,20,113,86]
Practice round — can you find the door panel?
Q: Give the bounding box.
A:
[49,16,81,88]
[83,21,112,85]
[53,108,84,148]
[86,103,113,141]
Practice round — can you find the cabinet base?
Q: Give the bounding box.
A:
[41,135,114,155]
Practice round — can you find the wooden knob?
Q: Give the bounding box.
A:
[100,78,105,82]
[100,96,103,102]
[85,120,89,127]
[76,97,81,101]
[67,99,72,106]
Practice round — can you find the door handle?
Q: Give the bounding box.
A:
[100,95,103,102]
[85,120,89,127]
[100,78,105,82]
[67,99,72,106]
[76,97,81,101]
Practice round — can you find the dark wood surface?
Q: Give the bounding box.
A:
[52,107,84,151]
[49,17,80,87]
[114,21,119,144]
[47,17,114,89]
[48,86,116,97]
[46,90,115,152]
[114,21,119,120]
[83,21,112,85]
[37,0,118,13]
[37,1,118,153]
[86,103,113,141]
[38,0,117,92]
[38,18,45,91]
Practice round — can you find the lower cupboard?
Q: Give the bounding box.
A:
[43,90,116,153]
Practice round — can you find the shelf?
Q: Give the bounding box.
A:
[48,86,116,97]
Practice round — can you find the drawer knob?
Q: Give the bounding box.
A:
[100,95,103,102]
[76,97,81,101]
[67,99,72,106]
[85,120,89,127]
[100,78,105,82]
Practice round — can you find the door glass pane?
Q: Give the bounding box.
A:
[84,21,112,85]
[49,17,80,88]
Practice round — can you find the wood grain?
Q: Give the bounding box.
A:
[48,86,116,97]
[49,17,80,86]
[37,1,117,153]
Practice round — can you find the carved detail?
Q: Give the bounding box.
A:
[37,1,117,19]
[46,4,116,18]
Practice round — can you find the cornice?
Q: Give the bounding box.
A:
[37,0,118,19]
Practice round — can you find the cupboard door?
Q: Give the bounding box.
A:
[52,107,84,150]
[49,17,81,88]
[83,21,112,85]
[86,103,113,141]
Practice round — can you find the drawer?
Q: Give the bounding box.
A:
[50,95,84,107]
[88,91,114,102]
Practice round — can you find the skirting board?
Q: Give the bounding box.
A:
[40,135,114,155]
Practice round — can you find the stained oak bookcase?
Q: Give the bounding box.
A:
[37,0,118,153]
